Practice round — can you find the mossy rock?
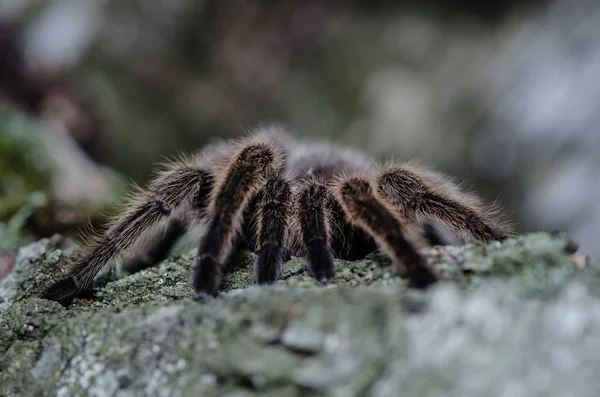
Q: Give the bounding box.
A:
[0,232,598,396]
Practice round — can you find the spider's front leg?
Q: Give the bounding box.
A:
[122,168,215,274]
[253,176,292,284]
[192,138,285,301]
[295,180,336,284]
[333,175,438,288]
[39,163,213,306]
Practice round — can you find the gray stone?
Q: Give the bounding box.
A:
[0,232,597,396]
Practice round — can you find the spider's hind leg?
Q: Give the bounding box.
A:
[377,166,514,243]
[122,218,188,274]
[333,175,438,288]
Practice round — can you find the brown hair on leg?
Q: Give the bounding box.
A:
[294,180,336,284]
[334,175,438,288]
[121,218,188,274]
[377,165,515,243]
[253,176,292,284]
[39,161,211,306]
[193,138,285,301]
[122,170,215,274]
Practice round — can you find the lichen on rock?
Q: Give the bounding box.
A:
[0,232,598,397]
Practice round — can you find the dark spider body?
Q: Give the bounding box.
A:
[39,127,514,305]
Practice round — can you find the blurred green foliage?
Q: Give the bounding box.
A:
[0,111,53,222]
[0,110,123,245]
[4,0,599,256]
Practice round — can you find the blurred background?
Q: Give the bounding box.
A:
[0,0,598,258]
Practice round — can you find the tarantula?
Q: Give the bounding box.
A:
[39,127,514,305]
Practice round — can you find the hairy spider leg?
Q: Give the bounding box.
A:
[121,170,215,273]
[295,180,336,284]
[377,167,514,242]
[39,165,212,306]
[334,175,438,288]
[192,139,285,301]
[253,176,292,284]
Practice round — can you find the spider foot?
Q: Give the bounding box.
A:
[192,254,221,302]
[305,240,335,285]
[254,245,283,285]
[315,276,334,286]
[406,262,438,289]
[39,276,92,307]
[193,291,214,303]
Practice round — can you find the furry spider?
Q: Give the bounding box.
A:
[39,127,514,305]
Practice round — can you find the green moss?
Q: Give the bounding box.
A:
[430,232,589,296]
[0,232,596,396]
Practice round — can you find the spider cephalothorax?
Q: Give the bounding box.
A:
[39,127,514,305]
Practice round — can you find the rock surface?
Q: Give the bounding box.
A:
[0,233,598,396]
